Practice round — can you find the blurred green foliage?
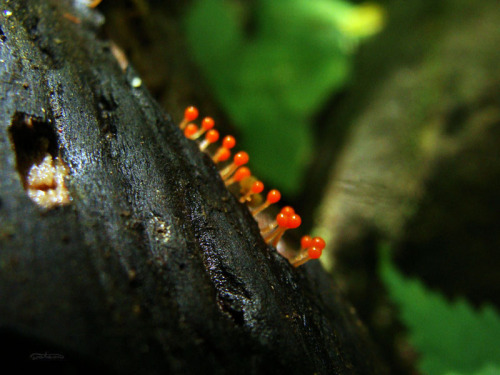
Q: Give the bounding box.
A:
[379,245,500,375]
[184,0,383,195]
[446,366,500,375]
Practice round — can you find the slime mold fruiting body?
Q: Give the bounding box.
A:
[178,106,325,267]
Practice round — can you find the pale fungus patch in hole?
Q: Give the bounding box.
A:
[8,112,71,209]
[26,154,71,209]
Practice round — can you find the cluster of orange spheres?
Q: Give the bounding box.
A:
[179,106,325,267]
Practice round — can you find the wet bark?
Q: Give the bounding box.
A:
[93,1,500,374]
[0,1,385,373]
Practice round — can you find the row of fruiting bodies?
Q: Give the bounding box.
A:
[179,106,325,267]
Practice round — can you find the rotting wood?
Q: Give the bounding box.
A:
[0,1,386,373]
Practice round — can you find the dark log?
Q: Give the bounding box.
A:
[0,1,385,373]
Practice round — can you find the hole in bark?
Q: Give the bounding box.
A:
[96,91,118,136]
[8,112,71,209]
[210,266,252,326]
[218,298,245,326]
[9,113,59,184]
[0,26,6,42]
[98,92,118,112]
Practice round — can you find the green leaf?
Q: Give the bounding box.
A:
[240,113,313,194]
[379,245,500,375]
[184,0,383,195]
[445,364,500,375]
[184,0,243,76]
